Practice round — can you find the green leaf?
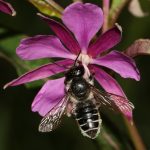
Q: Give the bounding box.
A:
[29,0,62,18]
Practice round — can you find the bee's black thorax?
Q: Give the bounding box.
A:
[70,77,90,100]
[65,65,90,101]
[74,100,101,139]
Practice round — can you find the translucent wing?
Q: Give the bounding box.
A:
[91,86,134,119]
[38,95,69,132]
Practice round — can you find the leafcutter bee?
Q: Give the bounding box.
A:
[38,61,134,139]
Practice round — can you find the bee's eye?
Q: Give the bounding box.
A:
[65,65,85,81]
[74,66,84,77]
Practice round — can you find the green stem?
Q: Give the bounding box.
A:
[73,0,83,2]
[105,1,146,149]
[96,130,120,150]
[0,52,16,68]
[109,0,130,28]
[102,0,110,33]
[124,117,146,150]
[0,51,32,72]
[102,131,120,150]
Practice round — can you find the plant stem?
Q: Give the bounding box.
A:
[96,130,120,150]
[45,0,64,13]
[123,117,146,150]
[103,1,146,149]
[108,0,130,28]
[0,52,16,68]
[73,0,83,2]
[102,131,120,150]
[102,0,110,33]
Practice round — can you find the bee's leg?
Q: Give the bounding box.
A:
[92,98,101,108]
[89,75,94,81]
[66,102,73,117]
[88,73,95,85]
[96,102,101,108]
[66,103,77,117]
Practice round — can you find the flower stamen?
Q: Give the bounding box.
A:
[78,53,92,66]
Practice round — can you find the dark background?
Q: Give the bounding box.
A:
[0,0,150,150]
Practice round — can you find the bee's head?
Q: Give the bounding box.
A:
[65,65,85,80]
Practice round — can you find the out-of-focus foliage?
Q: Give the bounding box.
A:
[0,0,150,150]
[124,39,150,57]
[0,32,50,88]
[109,0,128,26]
[29,0,62,18]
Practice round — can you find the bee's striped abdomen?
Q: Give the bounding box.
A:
[74,100,102,139]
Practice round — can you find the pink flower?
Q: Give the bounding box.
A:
[4,2,140,120]
[0,0,16,16]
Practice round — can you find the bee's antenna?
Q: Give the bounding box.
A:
[52,61,70,70]
[73,50,81,67]
[52,51,81,69]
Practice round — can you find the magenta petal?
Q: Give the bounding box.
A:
[38,13,80,55]
[4,59,73,88]
[92,51,140,81]
[62,2,103,51]
[89,65,125,97]
[0,0,16,16]
[88,25,122,57]
[32,78,65,116]
[16,35,76,60]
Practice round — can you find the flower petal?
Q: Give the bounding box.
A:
[62,2,103,51]
[124,39,150,57]
[88,25,122,57]
[16,35,76,60]
[38,13,80,55]
[89,65,125,97]
[0,0,16,16]
[31,78,65,116]
[128,0,148,17]
[4,59,73,88]
[92,51,140,81]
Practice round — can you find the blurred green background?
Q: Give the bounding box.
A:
[0,0,150,150]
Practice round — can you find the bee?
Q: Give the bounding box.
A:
[38,60,134,139]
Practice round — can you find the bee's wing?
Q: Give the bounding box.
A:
[91,86,134,116]
[38,95,69,132]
